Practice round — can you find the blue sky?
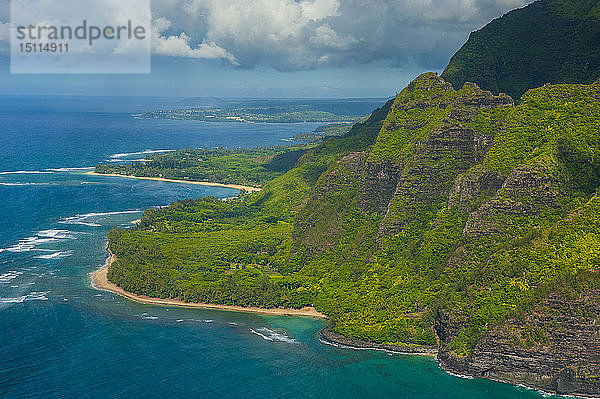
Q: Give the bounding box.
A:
[0,0,533,98]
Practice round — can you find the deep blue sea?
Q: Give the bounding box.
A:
[0,96,557,399]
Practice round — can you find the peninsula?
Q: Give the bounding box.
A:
[91,253,325,318]
[101,74,600,397]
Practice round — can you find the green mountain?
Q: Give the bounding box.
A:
[107,73,600,396]
[441,0,600,100]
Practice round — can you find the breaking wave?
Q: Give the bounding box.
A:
[1,229,82,254]
[0,271,23,283]
[0,182,55,186]
[0,291,51,304]
[46,167,94,172]
[0,296,26,303]
[35,250,74,259]
[37,229,80,240]
[59,210,142,227]
[0,170,53,175]
[110,149,173,159]
[250,327,296,343]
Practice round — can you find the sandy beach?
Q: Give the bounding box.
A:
[91,254,326,319]
[86,171,262,192]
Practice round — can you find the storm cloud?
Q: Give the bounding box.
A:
[0,0,533,71]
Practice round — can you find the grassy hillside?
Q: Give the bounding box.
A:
[441,0,600,100]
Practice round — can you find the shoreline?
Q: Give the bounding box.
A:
[318,328,438,357]
[85,171,262,192]
[90,255,595,399]
[90,253,326,319]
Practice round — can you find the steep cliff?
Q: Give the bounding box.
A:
[296,73,600,396]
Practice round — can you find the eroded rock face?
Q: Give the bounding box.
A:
[447,169,505,210]
[373,78,513,239]
[358,161,404,214]
[437,290,600,396]
[299,74,600,396]
[463,165,565,237]
[311,152,367,202]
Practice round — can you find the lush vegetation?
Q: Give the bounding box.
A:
[293,122,355,141]
[95,147,310,187]
[107,76,600,356]
[441,0,600,100]
[141,99,385,123]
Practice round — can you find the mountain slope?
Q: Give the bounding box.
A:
[441,0,600,100]
[107,74,600,396]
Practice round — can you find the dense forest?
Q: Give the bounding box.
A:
[442,0,600,100]
[95,147,310,187]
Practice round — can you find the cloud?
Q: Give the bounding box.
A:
[151,17,237,63]
[0,0,534,71]
[150,0,532,71]
[181,0,341,69]
[310,24,357,50]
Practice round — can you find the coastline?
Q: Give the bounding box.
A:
[318,328,438,357]
[319,330,596,399]
[89,256,595,399]
[90,253,326,319]
[85,171,262,192]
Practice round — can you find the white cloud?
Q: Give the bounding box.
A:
[310,24,357,50]
[199,0,339,44]
[158,0,532,70]
[151,17,237,63]
[179,0,341,69]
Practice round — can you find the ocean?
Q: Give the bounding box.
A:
[0,95,556,399]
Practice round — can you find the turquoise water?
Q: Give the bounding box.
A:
[0,96,556,398]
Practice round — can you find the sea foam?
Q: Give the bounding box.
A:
[45,167,94,172]
[35,250,74,259]
[0,271,23,283]
[110,149,173,159]
[0,182,55,186]
[0,170,53,175]
[59,210,141,227]
[36,229,84,240]
[0,228,82,255]
[250,327,296,343]
[0,296,26,303]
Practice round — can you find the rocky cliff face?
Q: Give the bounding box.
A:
[359,74,513,239]
[437,290,600,396]
[304,73,600,396]
[358,161,404,214]
[463,164,565,237]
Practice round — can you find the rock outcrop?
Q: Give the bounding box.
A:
[365,74,513,239]
[437,290,600,396]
